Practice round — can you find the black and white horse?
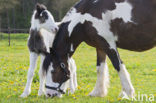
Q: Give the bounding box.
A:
[20,4,77,98]
[43,0,156,98]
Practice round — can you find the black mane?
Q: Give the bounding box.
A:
[52,22,71,52]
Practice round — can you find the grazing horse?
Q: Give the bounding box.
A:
[43,0,156,98]
[20,3,77,98]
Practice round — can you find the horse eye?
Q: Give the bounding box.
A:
[60,63,66,69]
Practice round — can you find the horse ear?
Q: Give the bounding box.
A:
[36,3,47,14]
[36,3,41,13]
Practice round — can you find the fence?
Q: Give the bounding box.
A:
[0,28,29,46]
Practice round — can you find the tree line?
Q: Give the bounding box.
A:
[0,0,78,30]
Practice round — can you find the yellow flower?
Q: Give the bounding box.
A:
[72,94,75,97]
[85,93,88,96]
[118,98,122,101]
[86,85,90,89]
[152,69,156,72]
[10,81,14,84]
[13,89,17,91]
[77,86,81,89]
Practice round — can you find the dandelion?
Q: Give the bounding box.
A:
[152,69,156,72]
[13,89,17,91]
[117,98,122,101]
[85,93,88,96]
[10,81,14,84]
[72,94,75,97]
[72,94,77,99]
[77,86,81,89]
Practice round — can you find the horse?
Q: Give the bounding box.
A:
[20,3,77,98]
[43,0,156,98]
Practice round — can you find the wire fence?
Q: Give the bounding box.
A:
[0,28,29,46]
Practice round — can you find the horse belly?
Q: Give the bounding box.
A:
[110,0,156,51]
[111,20,156,52]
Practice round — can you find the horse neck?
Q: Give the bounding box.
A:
[30,18,40,31]
[53,35,81,60]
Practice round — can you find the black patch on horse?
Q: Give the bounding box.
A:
[75,0,116,19]
[28,29,47,54]
[35,3,48,23]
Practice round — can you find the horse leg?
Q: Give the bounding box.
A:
[73,70,78,90]
[68,58,77,94]
[70,58,78,90]
[38,55,46,96]
[20,52,38,98]
[106,48,135,98]
[89,49,109,97]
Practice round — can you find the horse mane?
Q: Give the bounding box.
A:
[52,22,70,50]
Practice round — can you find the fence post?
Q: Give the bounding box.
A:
[0,17,2,39]
[8,27,10,46]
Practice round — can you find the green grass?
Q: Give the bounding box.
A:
[0,34,156,103]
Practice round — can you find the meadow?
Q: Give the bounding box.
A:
[0,34,156,103]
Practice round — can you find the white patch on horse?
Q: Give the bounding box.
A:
[93,0,99,3]
[112,1,133,23]
[46,63,59,87]
[68,58,77,94]
[89,62,109,97]
[40,10,44,17]
[38,55,46,96]
[70,43,74,52]
[40,29,55,52]
[31,10,40,31]
[62,8,117,49]
[118,64,135,98]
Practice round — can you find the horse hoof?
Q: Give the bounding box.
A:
[38,90,44,96]
[20,92,29,98]
[69,89,75,94]
[89,90,107,97]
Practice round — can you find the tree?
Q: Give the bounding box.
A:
[0,0,20,29]
[0,0,78,29]
[0,0,19,11]
[50,0,77,21]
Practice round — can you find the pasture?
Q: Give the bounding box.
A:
[0,34,156,103]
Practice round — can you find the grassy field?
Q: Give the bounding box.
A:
[0,34,156,103]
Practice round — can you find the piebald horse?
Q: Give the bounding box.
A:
[43,0,156,98]
[20,3,77,98]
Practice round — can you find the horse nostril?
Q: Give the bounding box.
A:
[55,28,58,32]
[47,93,51,97]
[54,93,57,96]
[52,93,57,97]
